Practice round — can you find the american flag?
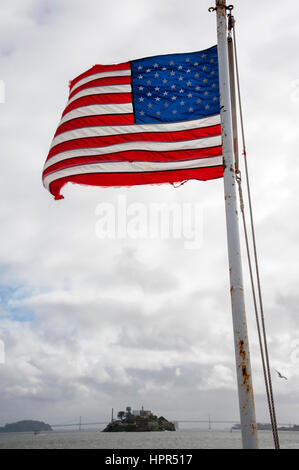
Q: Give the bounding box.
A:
[42,45,222,199]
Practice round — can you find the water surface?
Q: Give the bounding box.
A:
[0,429,298,449]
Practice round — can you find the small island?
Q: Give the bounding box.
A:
[0,420,53,433]
[231,422,299,432]
[277,425,299,432]
[103,406,175,432]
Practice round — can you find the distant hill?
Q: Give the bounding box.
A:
[0,420,53,432]
[278,425,299,432]
[232,422,299,432]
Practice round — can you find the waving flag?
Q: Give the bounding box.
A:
[42,45,222,199]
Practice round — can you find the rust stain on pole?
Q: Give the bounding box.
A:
[239,339,246,360]
[251,423,258,436]
[216,0,227,17]
[238,340,253,395]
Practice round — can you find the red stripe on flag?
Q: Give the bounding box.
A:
[48,124,221,159]
[49,166,224,200]
[69,63,131,92]
[54,114,135,137]
[69,76,131,100]
[62,93,132,117]
[43,147,222,177]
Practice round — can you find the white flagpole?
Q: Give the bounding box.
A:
[214,0,258,448]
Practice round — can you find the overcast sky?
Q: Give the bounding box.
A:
[0,0,299,429]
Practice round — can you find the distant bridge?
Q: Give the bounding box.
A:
[172,420,291,430]
[50,421,108,429]
[50,418,292,431]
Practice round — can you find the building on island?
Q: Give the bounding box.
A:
[132,406,151,417]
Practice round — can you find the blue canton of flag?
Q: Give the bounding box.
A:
[131,45,219,124]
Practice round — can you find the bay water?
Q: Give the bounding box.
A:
[0,429,298,449]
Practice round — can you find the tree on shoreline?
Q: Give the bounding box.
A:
[117,411,125,421]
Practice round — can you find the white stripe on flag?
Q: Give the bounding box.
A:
[51,115,221,148]
[44,135,222,170]
[59,103,134,125]
[67,84,132,105]
[43,156,223,190]
[70,69,131,93]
